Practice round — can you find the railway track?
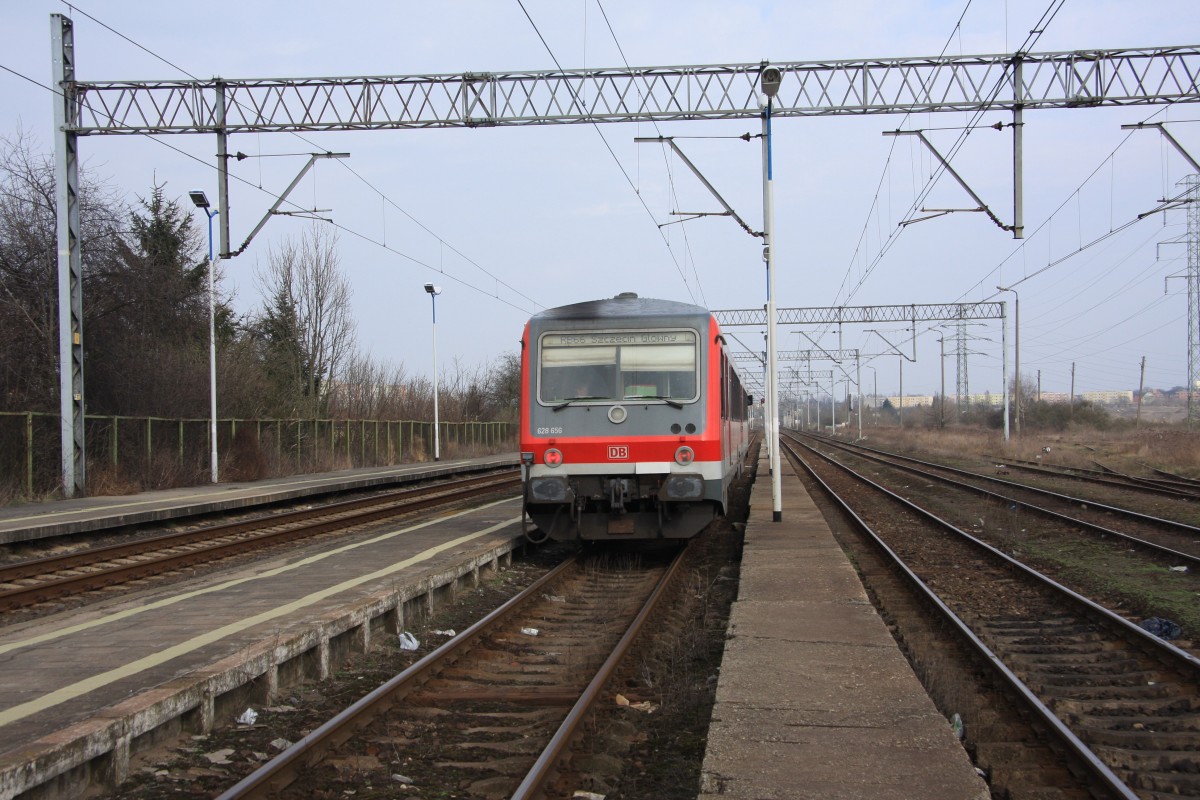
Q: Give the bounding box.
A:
[983,454,1200,500]
[215,544,689,800]
[0,470,520,612]
[784,436,1200,799]
[796,432,1200,567]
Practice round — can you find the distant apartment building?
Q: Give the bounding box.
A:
[861,389,1140,409]
[880,395,934,408]
[1081,390,1133,405]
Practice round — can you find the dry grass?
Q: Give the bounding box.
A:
[861,424,1200,477]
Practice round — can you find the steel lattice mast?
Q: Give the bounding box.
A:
[1188,175,1200,425]
[50,8,1200,494]
[957,317,970,415]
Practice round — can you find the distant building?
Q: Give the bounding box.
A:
[1081,390,1133,405]
[966,393,1001,407]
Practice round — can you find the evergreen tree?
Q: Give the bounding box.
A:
[87,182,212,415]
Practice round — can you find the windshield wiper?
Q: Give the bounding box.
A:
[552,396,606,411]
[627,394,684,409]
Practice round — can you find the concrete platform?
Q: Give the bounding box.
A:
[699,452,990,800]
[0,453,518,544]
[0,489,526,799]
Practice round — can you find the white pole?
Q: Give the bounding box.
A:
[208,253,218,483]
[206,211,219,483]
[763,92,782,521]
[1001,302,1010,441]
[856,356,862,439]
[431,292,440,461]
[830,373,836,433]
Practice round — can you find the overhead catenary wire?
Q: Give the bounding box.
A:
[850,3,1198,389]
[836,0,1069,313]
[515,0,703,305]
[595,0,710,308]
[55,1,542,313]
[0,58,540,317]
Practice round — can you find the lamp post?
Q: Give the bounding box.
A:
[424,283,442,461]
[760,64,783,522]
[997,285,1020,436]
[189,190,219,484]
[936,334,946,428]
[869,366,878,422]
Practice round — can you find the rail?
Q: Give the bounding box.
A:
[217,544,689,799]
[0,470,520,611]
[783,436,1200,798]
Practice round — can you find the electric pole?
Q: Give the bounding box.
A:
[1136,356,1146,428]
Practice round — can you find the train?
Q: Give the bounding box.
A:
[519,293,751,541]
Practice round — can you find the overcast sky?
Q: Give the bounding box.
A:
[3,0,1198,402]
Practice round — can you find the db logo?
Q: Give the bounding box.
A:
[607,445,629,460]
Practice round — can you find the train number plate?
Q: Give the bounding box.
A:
[607,516,636,535]
[607,445,629,460]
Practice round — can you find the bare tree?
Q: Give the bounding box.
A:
[331,352,413,420]
[0,130,125,412]
[254,225,356,416]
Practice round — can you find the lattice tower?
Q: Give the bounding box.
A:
[1188,175,1200,425]
[956,317,970,414]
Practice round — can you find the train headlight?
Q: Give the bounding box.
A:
[529,476,571,502]
[544,448,563,467]
[674,446,695,465]
[663,474,704,500]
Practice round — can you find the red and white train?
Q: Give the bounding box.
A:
[519,293,751,541]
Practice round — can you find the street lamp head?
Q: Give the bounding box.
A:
[189,190,210,209]
[424,283,442,296]
[760,66,782,99]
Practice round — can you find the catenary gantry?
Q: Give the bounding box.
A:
[50,10,1200,494]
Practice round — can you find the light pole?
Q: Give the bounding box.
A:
[760,64,783,523]
[868,366,878,425]
[997,286,1020,436]
[189,190,219,484]
[424,283,442,461]
[936,334,946,428]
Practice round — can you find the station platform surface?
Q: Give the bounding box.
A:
[699,452,990,800]
[0,473,525,799]
[0,453,518,544]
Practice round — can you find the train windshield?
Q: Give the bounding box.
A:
[538,329,699,404]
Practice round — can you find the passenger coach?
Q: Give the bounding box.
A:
[519,293,750,541]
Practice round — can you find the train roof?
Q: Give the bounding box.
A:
[531,293,710,322]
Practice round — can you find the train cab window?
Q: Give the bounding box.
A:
[539,345,617,402]
[538,330,699,405]
[619,339,696,400]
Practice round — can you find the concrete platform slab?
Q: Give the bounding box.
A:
[0,495,525,799]
[699,452,989,800]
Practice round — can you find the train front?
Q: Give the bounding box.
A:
[520,294,721,541]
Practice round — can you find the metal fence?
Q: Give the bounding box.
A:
[0,412,514,500]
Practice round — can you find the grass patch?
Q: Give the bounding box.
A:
[1015,537,1200,637]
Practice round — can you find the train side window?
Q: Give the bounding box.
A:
[720,353,728,419]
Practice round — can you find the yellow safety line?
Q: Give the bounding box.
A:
[0,496,518,657]
[0,509,522,728]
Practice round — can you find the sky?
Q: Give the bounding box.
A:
[2,0,1198,403]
